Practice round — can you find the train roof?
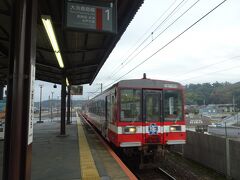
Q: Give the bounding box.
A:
[88,78,183,101]
[116,78,183,89]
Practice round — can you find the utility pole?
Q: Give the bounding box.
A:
[237,113,239,125]
[51,91,54,122]
[37,84,43,123]
[96,83,103,93]
[67,85,71,125]
[48,95,50,113]
[233,95,235,122]
[233,95,235,112]
[70,95,73,123]
[57,95,59,120]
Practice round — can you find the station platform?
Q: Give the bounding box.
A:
[31,114,136,180]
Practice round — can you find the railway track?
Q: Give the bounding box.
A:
[157,167,176,180]
[133,167,176,180]
[79,112,183,180]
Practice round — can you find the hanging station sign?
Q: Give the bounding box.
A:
[65,0,117,33]
[71,85,83,95]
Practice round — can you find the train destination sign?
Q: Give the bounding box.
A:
[65,0,117,33]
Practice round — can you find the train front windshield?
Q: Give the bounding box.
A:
[163,90,183,122]
[120,89,183,122]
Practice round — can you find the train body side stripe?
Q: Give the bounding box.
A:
[108,124,186,134]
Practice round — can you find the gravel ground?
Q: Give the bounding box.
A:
[159,152,226,180]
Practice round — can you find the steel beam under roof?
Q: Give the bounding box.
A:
[0,0,144,86]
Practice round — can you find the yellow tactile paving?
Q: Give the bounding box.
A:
[76,114,100,180]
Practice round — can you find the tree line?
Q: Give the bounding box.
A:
[185,82,240,108]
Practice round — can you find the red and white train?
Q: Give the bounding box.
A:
[82,76,186,165]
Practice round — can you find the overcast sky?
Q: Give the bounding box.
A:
[35,0,240,101]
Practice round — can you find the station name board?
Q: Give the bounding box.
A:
[65,0,117,33]
[71,85,83,95]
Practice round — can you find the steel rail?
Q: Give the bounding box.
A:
[158,167,176,180]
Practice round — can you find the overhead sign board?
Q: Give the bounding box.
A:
[71,85,83,95]
[65,0,117,33]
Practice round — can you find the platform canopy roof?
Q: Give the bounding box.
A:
[0,0,144,85]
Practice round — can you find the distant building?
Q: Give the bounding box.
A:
[186,114,211,126]
[199,105,218,115]
[0,97,6,121]
[199,104,235,115]
[218,104,235,113]
[186,114,211,133]
[0,97,6,112]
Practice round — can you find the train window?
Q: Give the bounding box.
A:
[106,95,116,123]
[111,95,115,122]
[120,89,141,122]
[144,90,161,122]
[106,96,111,122]
[163,90,183,122]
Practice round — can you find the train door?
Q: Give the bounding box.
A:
[143,90,163,144]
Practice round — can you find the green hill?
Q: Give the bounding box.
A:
[185,82,240,108]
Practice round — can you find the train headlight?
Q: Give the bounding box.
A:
[124,126,136,134]
[170,126,181,132]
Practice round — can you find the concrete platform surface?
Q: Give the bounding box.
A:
[78,115,133,180]
[32,120,80,180]
[0,116,135,180]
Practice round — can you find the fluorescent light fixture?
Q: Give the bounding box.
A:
[41,15,64,68]
[55,52,64,68]
[66,78,69,86]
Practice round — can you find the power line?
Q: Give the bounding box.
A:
[107,0,179,76]
[108,0,200,81]
[103,0,227,90]
[105,0,187,80]
[117,0,200,68]
[102,56,240,90]
[169,55,240,79]
[103,0,202,88]
[152,0,189,34]
[180,63,240,83]
[87,83,103,97]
